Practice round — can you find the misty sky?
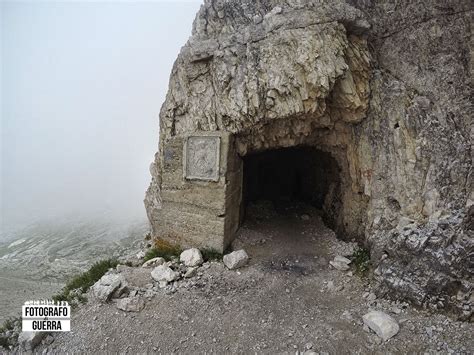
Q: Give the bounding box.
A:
[1,0,202,232]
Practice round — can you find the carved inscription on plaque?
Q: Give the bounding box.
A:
[184,136,220,181]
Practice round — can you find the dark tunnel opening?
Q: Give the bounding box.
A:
[241,146,343,227]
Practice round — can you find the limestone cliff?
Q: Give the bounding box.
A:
[146,0,473,318]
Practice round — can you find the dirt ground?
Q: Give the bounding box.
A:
[36,204,473,354]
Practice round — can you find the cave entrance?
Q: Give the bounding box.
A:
[241,147,342,227]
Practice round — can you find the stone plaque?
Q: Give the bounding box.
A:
[184,135,220,181]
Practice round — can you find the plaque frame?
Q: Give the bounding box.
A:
[183,135,221,182]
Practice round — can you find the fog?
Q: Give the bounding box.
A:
[1,0,202,234]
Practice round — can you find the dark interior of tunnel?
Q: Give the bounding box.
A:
[241,146,343,225]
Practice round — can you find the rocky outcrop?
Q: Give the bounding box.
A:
[145,0,473,317]
[349,0,473,319]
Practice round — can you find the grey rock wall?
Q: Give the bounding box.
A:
[145,0,473,317]
[349,0,473,318]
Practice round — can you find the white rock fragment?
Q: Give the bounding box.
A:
[264,5,282,19]
[142,257,165,268]
[367,292,377,302]
[391,307,402,314]
[334,255,352,264]
[92,273,125,302]
[363,311,400,341]
[150,265,180,284]
[116,296,145,312]
[329,255,352,271]
[180,248,204,267]
[327,280,335,291]
[184,266,198,278]
[329,260,350,271]
[223,250,249,270]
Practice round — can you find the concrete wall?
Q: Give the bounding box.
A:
[155,131,242,252]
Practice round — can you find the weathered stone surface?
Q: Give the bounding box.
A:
[18,331,45,351]
[363,311,400,341]
[92,273,125,303]
[223,250,249,270]
[150,265,180,283]
[180,248,204,267]
[142,257,165,268]
[334,255,352,265]
[329,260,350,271]
[145,0,371,253]
[116,297,145,312]
[184,266,198,278]
[145,0,473,315]
[185,136,220,181]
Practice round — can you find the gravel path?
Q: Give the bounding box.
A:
[37,209,473,353]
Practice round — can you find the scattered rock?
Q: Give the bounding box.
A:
[18,331,46,351]
[43,334,54,345]
[301,214,310,221]
[180,248,204,267]
[329,260,350,271]
[150,265,180,284]
[116,297,145,312]
[142,257,165,268]
[426,326,433,337]
[363,311,400,341]
[334,255,351,264]
[367,292,377,302]
[327,281,335,291]
[184,267,198,278]
[391,307,402,314]
[116,264,131,273]
[92,273,125,302]
[223,250,249,270]
[112,282,129,299]
[329,255,352,271]
[136,251,146,260]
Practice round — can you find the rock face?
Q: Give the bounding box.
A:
[145,0,473,316]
